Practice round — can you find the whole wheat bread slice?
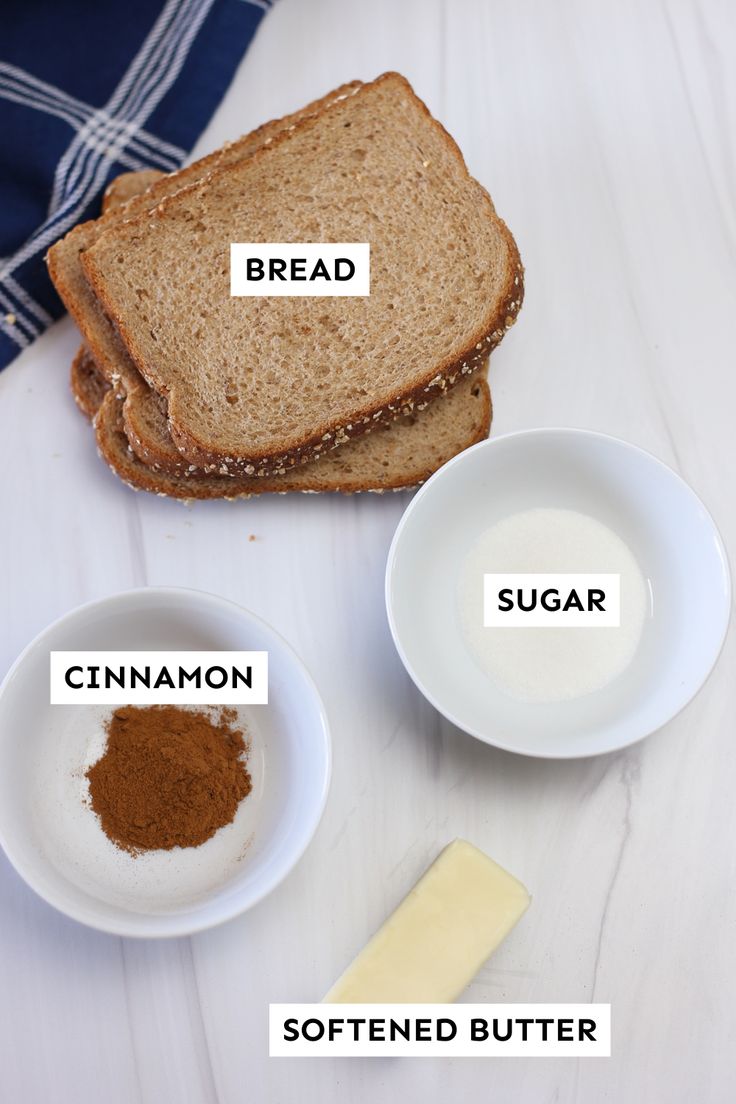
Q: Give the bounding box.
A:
[69,171,163,423]
[72,159,487,481]
[72,169,493,492]
[47,81,362,397]
[50,83,363,474]
[93,370,491,498]
[85,164,199,474]
[72,165,194,472]
[81,72,523,476]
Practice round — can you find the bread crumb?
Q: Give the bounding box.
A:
[248,534,258,542]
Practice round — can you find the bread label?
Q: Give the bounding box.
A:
[49,651,269,704]
[483,574,621,627]
[230,243,370,296]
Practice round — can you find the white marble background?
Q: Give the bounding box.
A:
[0,0,734,1100]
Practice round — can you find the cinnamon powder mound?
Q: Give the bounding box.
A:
[86,705,252,854]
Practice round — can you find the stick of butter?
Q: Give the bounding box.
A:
[323,839,530,1003]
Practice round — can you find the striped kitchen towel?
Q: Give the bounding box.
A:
[0,0,272,369]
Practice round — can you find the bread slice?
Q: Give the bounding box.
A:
[76,349,493,491]
[48,81,363,396]
[49,83,364,473]
[81,72,523,476]
[83,165,197,473]
[71,163,493,493]
[71,165,494,492]
[69,170,162,422]
[93,370,491,498]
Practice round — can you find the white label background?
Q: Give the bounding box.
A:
[50,651,268,705]
[269,1003,611,1057]
[483,573,621,627]
[230,243,370,296]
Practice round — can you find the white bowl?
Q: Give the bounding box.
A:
[0,588,331,936]
[386,429,730,759]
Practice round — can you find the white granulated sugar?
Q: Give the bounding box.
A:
[31,704,264,913]
[458,508,648,703]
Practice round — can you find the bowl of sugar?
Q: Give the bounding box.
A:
[386,429,730,758]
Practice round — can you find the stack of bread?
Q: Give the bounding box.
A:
[47,73,523,500]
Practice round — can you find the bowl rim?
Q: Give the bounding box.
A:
[0,585,332,937]
[385,426,732,760]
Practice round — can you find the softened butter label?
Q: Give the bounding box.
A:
[230,243,370,296]
[483,573,621,628]
[269,1004,611,1058]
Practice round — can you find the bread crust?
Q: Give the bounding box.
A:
[81,72,523,477]
[70,344,111,420]
[93,373,492,498]
[103,169,165,210]
[123,390,198,474]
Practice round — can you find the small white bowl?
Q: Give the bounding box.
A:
[0,588,331,936]
[386,429,731,759]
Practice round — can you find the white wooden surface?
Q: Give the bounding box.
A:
[1,0,735,1100]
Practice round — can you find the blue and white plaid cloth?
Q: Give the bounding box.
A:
[0,0,271,369]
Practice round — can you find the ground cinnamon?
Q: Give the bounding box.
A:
[86,705,252,854]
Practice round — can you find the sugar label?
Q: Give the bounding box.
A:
[483,573,621,628]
